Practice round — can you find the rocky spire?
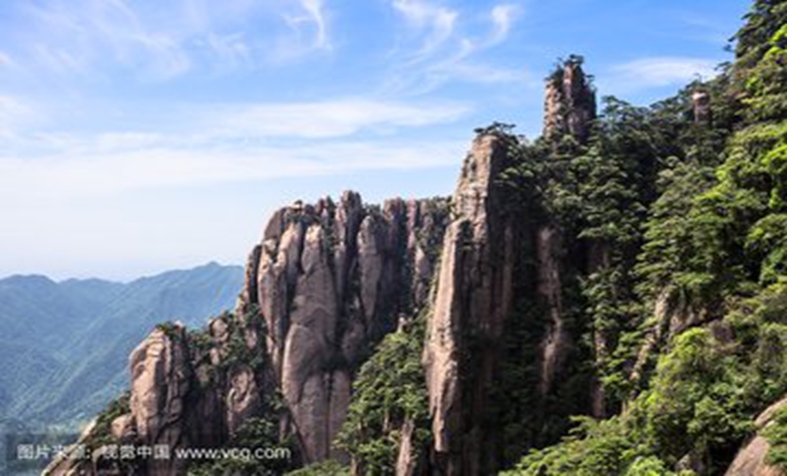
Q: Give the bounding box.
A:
[243,192,450,464]
[47,193,451,476]
[543,55,597,143]
[423,133,517,475]
[692,89,711,124]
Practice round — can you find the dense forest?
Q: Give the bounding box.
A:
[337,1,787,473]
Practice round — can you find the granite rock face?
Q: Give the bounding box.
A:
[693,89,712,124]
[48,193,449,476]
[128,326,193,475]
[421,132,591,474]
[725,396,787,476]
[544,57,596,143]
[423,133,518,475]
[49,58,605,475]
[239,192,450,464]
[44,324,210,476]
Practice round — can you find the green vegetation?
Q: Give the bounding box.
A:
[32,1,787,475]
[189,417,296,476]
[765,407,787,470]
[88,393,131,447]
[337,310,431,474]
[341,3,787,472]
[0,263,243,430]
[499,3,787,473]
[82,393,140,474]
[285,460,350,476]
[188,307,295,474]
[506,280,787,475]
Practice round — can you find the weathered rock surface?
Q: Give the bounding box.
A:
[423,133,517,475]
[396,418,419,476]
[239,192,450,464]
[630,287,710,389]
[725,396,787,476]
[130,327,189,440]
[43,420,97,476]
[544,57,596,143]
[693,89,711,124]
[536,224,569,397]
[50,192,449,476]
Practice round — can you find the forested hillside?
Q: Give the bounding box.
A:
[0,262,242,428]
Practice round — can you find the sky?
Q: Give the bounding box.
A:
[0,0,750,281]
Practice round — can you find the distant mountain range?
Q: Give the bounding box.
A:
[0,262,243,429]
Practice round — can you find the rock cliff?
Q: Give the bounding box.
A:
[725,396,787,476]
[423,133,517,475]
[47,194,450,475]
[238,193,450,464]
[49,58,601,476]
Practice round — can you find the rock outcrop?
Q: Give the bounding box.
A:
[535,224,569,398]
[49,193,449,476]
[128,325,192,475]
[51,57,610,476]
[541,56,596,415]
[544,56,596,143]
[423,133,518,475]
[725,396,787,476]
[693,89,711,124]
[44,324,204,476]
[239,192,450,464]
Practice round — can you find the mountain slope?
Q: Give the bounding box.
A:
[0,262,243,425]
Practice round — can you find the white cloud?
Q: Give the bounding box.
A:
[609,57,719,90]
[25,0,192,79]
[204,32,252,69]
[13,0,333,79]
[0,51,15,68]
[0,97,469,198]
[489,4,520,44]
[0,140,466,199]
[300,0,330,50]
[208,99,468,138]
[386,1,524,94]
[279,0,333,59]
[393,0,458,60]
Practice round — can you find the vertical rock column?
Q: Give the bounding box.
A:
[541,57,597,408]
[239,192,449,465]
[129,325,193,475]
[423,133,516,475]
[543,57,596,143]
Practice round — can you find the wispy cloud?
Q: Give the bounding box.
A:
[208,99,468,138]
[385,1,525,94]
[300,0,331,50]
[0,97,469,198]
[606,57,719,92]
[489,4,520,44]
[9,0,333,80]
[0,96,36,139]
[0,140,465,199]
[203,32,252,70]
[674,13,734,46]
[23,0,191,79]
[393,0,458,61]
[276,0,333,60]
[0,50,15,68]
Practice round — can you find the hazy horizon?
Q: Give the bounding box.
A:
[0,259,242,283]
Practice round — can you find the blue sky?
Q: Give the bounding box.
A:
[0,0,749,280]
